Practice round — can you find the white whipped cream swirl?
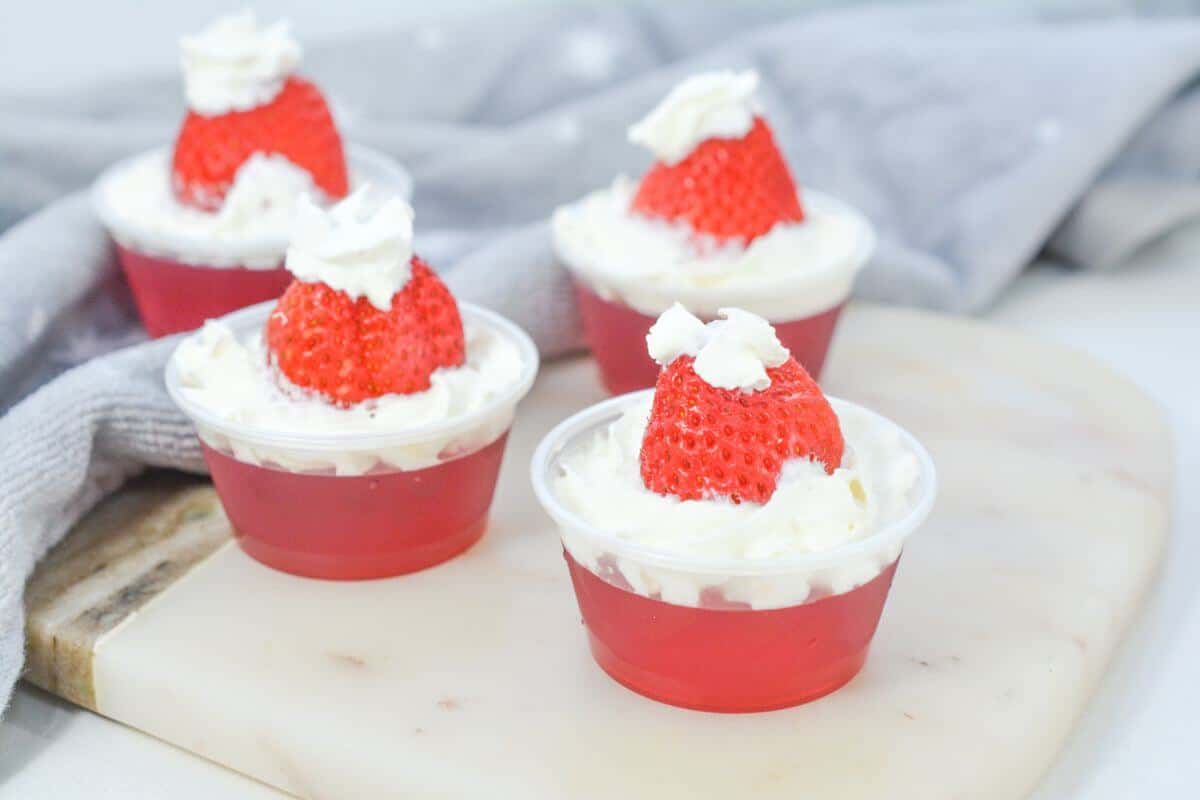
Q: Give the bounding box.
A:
[181,10,302,115]
[174,312,526,475]
[629,70,761,164]
[647,305,788,392]
[211,153,317,233]
[285,190,414,310]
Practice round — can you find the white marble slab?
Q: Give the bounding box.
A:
[77,306,1169,799]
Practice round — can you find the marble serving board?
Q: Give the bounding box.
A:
[22,305,1170,800]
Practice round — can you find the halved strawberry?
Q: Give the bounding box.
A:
[266,257,464,406]
[172,76,348,211]
[639,355,842,505]
[631,117,803,244]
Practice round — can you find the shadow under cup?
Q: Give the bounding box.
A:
[532,392,937,712]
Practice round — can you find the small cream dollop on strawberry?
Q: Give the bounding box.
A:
[172,11,348,211]
[639,305,843,504]
[628,70,803,245]
[266,190,464,406]
[180,10,301,115]
[628,70,761,165]
[647,303,788,392]
[286,190,414,311]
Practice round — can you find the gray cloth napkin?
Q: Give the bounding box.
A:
[4,3,1200,712]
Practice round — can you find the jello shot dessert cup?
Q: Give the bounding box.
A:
[533,305,935,711]
[168,191,538,580]
[94,11,411,338]
[553,71,873,395]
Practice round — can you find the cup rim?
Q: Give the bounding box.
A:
[92,143,413,267]
[555,188,877,320]
[166,299,540,453]
[530,389,937,577]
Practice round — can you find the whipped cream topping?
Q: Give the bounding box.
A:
[628,70,760,165]
[212,153,317,231]
[181,10,302,115]
[286,190,414,310]
[97,150,320,268]
[647,305,787,392]
[552,397,920,608]
[553,179,872,319]
[174,314,525,475]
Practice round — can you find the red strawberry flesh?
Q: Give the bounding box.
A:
[631,117,803,245]
[639,355,843,505]
[266,257,464,406]
[172,76,348,211]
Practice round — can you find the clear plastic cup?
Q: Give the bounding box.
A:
[167,301,539,580]
[560,189,874,395]
[94,145,412,338]
[531,391,937,712]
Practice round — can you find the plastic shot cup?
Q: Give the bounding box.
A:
[95,145,411,338]
[167,301,539,580]
[531,391,936,712]
[560,190,874,395]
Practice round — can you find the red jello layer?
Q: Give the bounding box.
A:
[202,434,509,580]
[564,551,898,712]
[573,282,845,395]
[117,244,293,338]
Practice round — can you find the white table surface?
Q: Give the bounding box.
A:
[1,227,1197,799]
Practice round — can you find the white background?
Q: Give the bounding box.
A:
[0,0,530,95]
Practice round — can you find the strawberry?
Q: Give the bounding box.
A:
[172,76,348,211]
[639,355,842,505]
[631,117,803,244]
[266,257,464,406]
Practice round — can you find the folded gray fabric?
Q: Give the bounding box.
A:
[4,3,1200,712]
